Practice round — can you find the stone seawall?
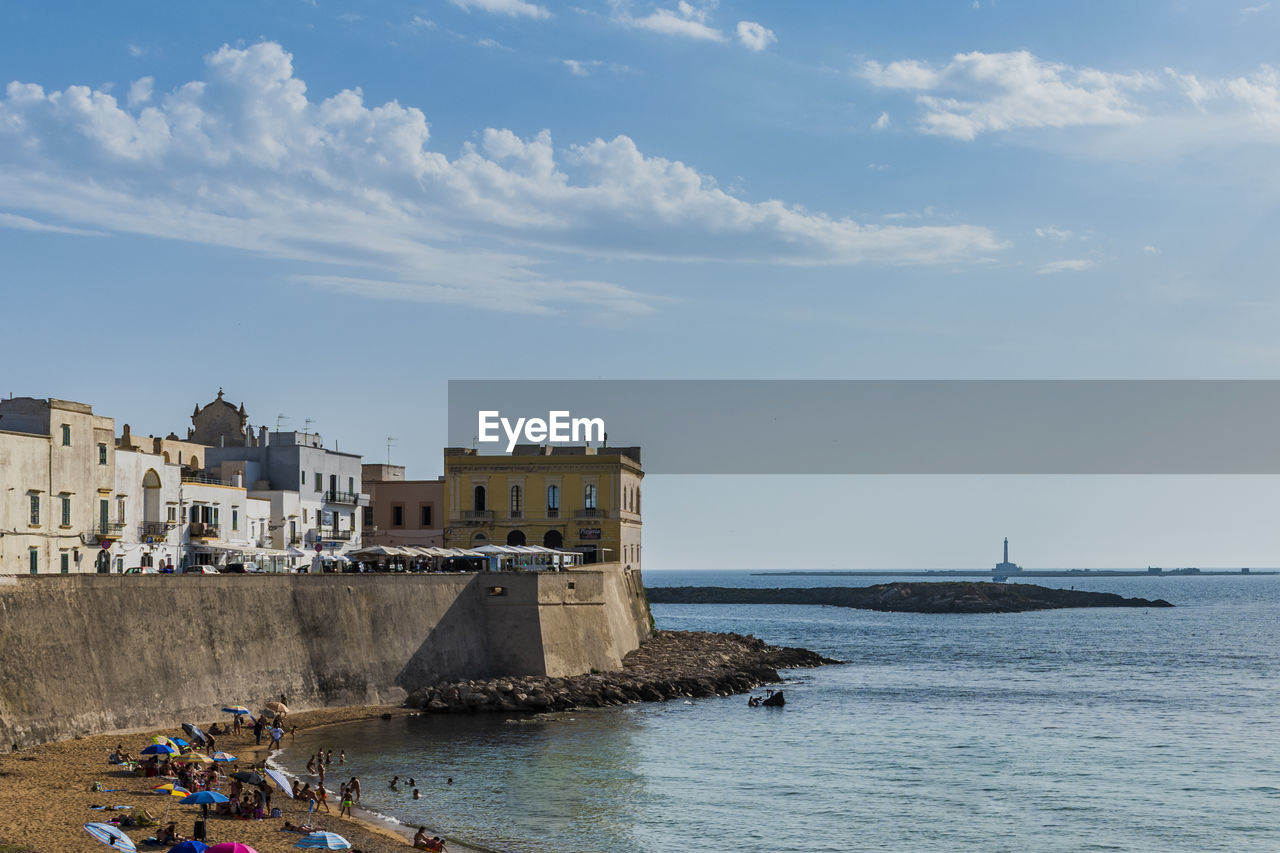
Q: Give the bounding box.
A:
[0,565,650,750]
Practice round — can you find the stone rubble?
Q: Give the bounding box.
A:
[405,630,839,715]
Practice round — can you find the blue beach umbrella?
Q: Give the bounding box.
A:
[166,841,209,853]
[294,831,352,849]
[141,744,176,756]
[180,789,229,822]
[172,737,191,748]
[84,821,137,852]
[211,751,238,762]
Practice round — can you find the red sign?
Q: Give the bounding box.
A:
[101,539,111,550]
[315,543,323,553]
[579,528,602,540]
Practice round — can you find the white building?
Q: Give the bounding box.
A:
[112,448,181,571]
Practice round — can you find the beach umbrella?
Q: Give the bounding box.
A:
[264,767,293,797]
[221,705,251,716]
[179,790,229,823]
[153,784,191,797]
[294,831,352,849]
[174,754,213,764]
[153,736,181,750]
[182,723,208,745]
[205,844,259,853]
[84,821,137,852]
[211,751,238,762]
[172,737,191,748]
[265,701,289,714]
[167,842,209,853]
[141,743,176,756]
[231,770,264,785]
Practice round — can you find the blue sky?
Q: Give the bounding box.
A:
[3,1,1280,568]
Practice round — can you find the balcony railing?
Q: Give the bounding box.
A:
[182,474,228,486]
[287,536,303,546]
[189,522,220,538]
[461,510,494,521]
[324,490,358,505]
[546,508,560,518]
[317,529,354,541]
[91,522,126,538]
[139,522,175,537]
[575,508,606,520]
[509,510,523,519]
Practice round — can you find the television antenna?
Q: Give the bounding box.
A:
[386,436,397,465]
[275,414,289,431]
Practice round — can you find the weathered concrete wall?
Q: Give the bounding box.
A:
[0,564,650,750]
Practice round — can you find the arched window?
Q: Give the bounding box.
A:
[507,529,526,546]
[584,484,597,510]
[546,484,560,512]
[543,529,563,548]
[472,532,488,544]
[474,485,486,512]
[510,485,522,518]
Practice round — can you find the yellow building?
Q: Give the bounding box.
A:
[442,445,642,566]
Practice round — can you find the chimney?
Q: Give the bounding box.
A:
[260,426,269,446]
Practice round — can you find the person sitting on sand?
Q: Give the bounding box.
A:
[110,744,132,764]
[413,828,446,851]
[156,822,186,844]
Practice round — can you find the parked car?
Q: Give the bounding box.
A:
[182,564,220,575]
[220,562,262,574]
[123,566,158,574]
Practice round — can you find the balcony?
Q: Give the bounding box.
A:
[90,522,126,539]
[324,490,358,505]
[182,474,228,486]
[287,536,303,546]
[575,508,607,520]
[546,508,560,519]
[509,510,523,520]
[317,529,354,541]
[139,522,175,538]
[189,522,220,539]
[461,510,494,521]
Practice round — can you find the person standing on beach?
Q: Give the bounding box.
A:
[316,783,331,813]
[253,717,264,745]
[306,755,317,775]
[268,724,283,749]
[348,776,361,803]
[339,782,354,817]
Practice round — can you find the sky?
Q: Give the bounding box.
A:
[3,1,1280,568]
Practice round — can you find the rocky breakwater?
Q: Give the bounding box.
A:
[405,630,838,714]
[647,582,1173,613]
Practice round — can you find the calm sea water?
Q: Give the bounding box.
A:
[273,571,1280,852]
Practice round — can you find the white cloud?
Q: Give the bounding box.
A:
[127,76,154,108]
[408,15,437,29]
[616,1,726,42]
[736,21,776,51]
[1144,245,1161,255]
[859,51,1156,140]
[872,111,891,130]
[0,212,107,237]
[450,0,551,19]
[1242,3,1270,15]
[1038,259,1095,274]
[1035,226,1073,241]
[338,12,364,23]
[128,44,144,58]
[563,59,630,76]
[0,42,1005,313]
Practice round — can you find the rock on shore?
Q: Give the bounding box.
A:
[646,582,1174,613]
[405,630,838,715]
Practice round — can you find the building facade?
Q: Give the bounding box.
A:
[441,445,643,566]
[362,464,445,548]
[112,447,182,570]
[0,397,116,574]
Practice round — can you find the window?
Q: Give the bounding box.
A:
[315,472,322,492]
[391,505,404,527]
[28,548,38,575]
[29,494,39,526]
[510,485,522,517]
[348,477,355,494]
[303,509,308,523]
[474,485,486,512]
[60,552,69,574]
[116,496,125,523]
[547,484,560,511]
[584,484,597,510]
[420,505,432,526]
[61,496,71,526]
[98,443,107,465]
[362,506,373,526]
[301,471,306,485]
[168,506,176,522]
[212,507,220,527]
[61,424,71,446]
[232,509,239,532]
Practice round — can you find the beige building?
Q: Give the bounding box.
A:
[442,445,643,566]
[0,397,116,574]
[362,464,445,548]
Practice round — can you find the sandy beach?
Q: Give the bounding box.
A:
[0,706,486,853]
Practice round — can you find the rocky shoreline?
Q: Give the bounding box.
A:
[646,581,1174,613]
[406,630,838,714]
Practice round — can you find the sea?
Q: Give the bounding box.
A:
[270,570,1280,852]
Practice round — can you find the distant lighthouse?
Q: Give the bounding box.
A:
[995,537,1021,574]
